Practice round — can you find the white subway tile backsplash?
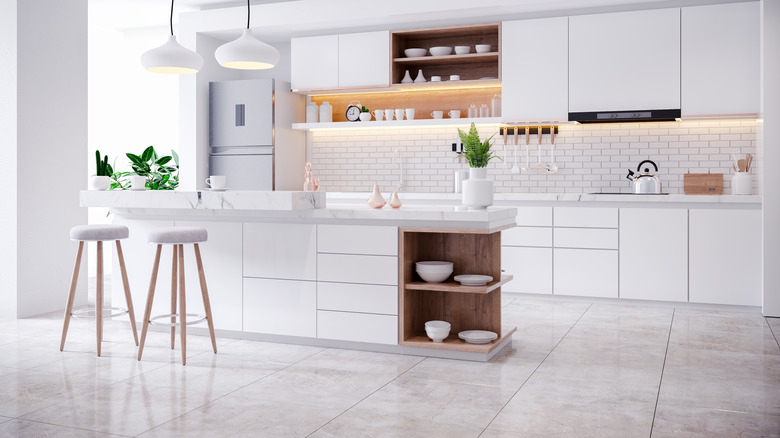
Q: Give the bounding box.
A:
[309,120,758,194]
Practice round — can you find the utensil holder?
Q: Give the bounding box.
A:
[732,173,752,195]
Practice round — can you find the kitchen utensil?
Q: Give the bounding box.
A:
[425,320,451,343]
[491,94,501,117]
[404,48,426,58]
[372,110,383,121]
[546,127,559,174]
[431,75,441,82]
[449,75,460,81]
[626,160,662,194]
[512,128,520,174]
[431,110,443,119]
[522,126,530,173]
[458,330,498,344]
[454,45,470,55]
[384,109,394,121]
[475,44,491,53]
[533,126,545,172]
[394,109,404,121]
[732,172,752,194]
[746,153,753,172]
[405,108,415,120]
[468,104,478,118]
[684,173,723,195]
[429,46,453,56]
[448,110,461,118]
[737,159,747,172]
[502,128,508,170]
[453,274,493,286]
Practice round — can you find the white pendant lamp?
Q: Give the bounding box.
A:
[141,0,203,74]
[215,0,280,70]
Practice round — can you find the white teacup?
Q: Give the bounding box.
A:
[431,111,443,119]
[448,110,461,118]
[206,175,227,190]
[384,109,394,121]
[405,108,415,120]
[395,109,404,121]
[130,175,146,190]
[373,110,384,121]
[450,75,460,81]
[431,76,441,82]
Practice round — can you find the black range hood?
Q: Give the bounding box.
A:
[569,109,681,123]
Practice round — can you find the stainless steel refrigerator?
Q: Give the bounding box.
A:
[209,79,304,190]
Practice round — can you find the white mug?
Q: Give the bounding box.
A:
[450,75,460,81]
[405,108,415,120]
[130,175,146,190]
[384,109,394,121]
[395,109,404,121]
[372,110,384,121]
[448,110,461,118]
[431,111,443,119]
[206,175,227,190]
[431,76,441,82]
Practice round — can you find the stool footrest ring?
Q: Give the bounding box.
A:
[149,313,207,327]
[72,307,129,319]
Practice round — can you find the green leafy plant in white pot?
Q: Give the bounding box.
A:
[458,123,500,209]
[89,150,113,191]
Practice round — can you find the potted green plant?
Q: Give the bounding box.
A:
[89,150,113,191]
[359,105,372,122]
[457,123,500,209]
[110,146,179,190]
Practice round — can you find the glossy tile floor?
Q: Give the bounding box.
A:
[1,294,779,437]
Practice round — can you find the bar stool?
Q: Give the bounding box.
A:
[137,227,217,365]
[60,224,139,356]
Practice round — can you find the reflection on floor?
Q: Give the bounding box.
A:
[0,293,778,437]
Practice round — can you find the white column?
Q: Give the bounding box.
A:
[762,0,780,316]
[0,0,87,318]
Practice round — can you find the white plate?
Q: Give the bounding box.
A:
[129,188,147,191]
[458,330,498,344]
[453,275,493,286]
[204,188,228,192]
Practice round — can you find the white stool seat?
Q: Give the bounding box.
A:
[148,227,207,244]
[70,225,129,241]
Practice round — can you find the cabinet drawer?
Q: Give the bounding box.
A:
[554,228,618,249]
[554,248,618,298]
[244,223,316,281]
[243,278,316,337]
[501,247,552,294]
[317,253,398,285]
[317,225,397,256]
[502,227,552,247]
[318,282,398,315]
[554,207,618,228]
[317,310,398,345]
[515,207,553,226]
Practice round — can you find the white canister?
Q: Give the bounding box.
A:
[462,167,493,209]
[319,101,333,123]
[732,172,752,195]
[306,102,319,123]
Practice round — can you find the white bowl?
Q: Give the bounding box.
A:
[429,46,453,56]
[417,270,452,283]
[425,320,451,329]
[475,44,492,53]
[425,325,451,343]
[416,261,453,269]
[454,45,470,55]
[404,48,427,58]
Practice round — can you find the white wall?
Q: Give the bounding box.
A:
[0,0,88,318]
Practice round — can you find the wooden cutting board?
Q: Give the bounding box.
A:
[684,173,723,195]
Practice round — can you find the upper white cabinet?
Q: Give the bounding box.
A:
[502,17,568,122]
[682,2,760,116]
[569,8,681,113]
[338,31,390,89]
[291,35,338,91]
[291,32,390,91]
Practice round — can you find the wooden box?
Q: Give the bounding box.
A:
[684,173,723,195]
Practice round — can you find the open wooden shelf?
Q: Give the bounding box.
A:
[394,52,499,66]
[406,274,513,294]
[401,326,517,353]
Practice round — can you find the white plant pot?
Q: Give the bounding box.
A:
[89,175,111,191]
[359,112,372,122]
[462,167,493,210]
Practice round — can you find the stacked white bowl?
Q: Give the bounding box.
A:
[415,261,454,283]
[425,320,451,342]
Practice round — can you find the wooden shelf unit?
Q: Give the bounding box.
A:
[399,227,515,354]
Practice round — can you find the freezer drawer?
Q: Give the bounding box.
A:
[209,154,273,190]
[209,79,273,147]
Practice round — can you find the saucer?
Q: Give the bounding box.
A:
[205,188,228,192]
[129,188,147,191]
[453,275,493,286]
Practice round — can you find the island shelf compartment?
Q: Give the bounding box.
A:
[399,226,516,354]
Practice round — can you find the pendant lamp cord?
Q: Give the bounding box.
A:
[246,0,251,29]
[169,0,175,35]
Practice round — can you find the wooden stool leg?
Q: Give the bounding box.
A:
[194,243,217,354]
[60,241,85,351]
[178,244,187,365]
[138,245,163,361]
[170,245,178,350]
[96,241,104,357]
[115,240,139,346]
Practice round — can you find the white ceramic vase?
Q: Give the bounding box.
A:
[389,191,402,208]
[366,183,386,208]
[462,168,493,209]
[89,175,111,191]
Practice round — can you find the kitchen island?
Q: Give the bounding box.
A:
[81,190,518,361]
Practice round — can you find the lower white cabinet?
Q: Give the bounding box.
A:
[243,278,316,337]
[689,209,762,306]
[317,310,398,345]
[317,253,397,285]
[244,223,316,281]
[318,282,397,315]
[554,248,618,298]
[620,208,688,302]
[501,246,552,294]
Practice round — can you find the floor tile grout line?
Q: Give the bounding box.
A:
[648,307,675,438]
[765,317,780,350]
[305,355,428,437]
[6,417,134,438]
[477,303,594,437]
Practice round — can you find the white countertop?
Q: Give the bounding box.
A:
[81,190,325,211]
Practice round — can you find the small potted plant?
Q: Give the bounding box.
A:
[359,105,372,122]
[457,123,500,209]
[89,150,113,190]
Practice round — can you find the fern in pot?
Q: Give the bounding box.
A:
[89,150,113,191]
[457,123,499,209]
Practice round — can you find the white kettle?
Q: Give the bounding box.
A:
[626,160,662,194]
